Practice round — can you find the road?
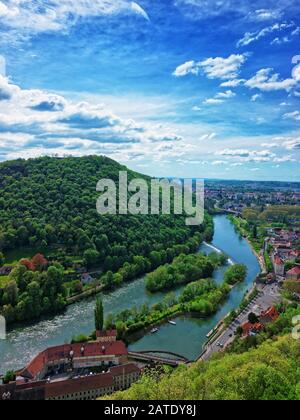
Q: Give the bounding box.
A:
[200,283,281,361]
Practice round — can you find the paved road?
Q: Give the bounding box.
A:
[200,283,281,361]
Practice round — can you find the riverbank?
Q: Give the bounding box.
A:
[228,215,266,273]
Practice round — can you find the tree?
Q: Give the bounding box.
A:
[224,264,247,286]
[4,281,18,306]
[248,312,259,324]
[31,254,48,272]
[3,370,16,384]
[95,298,104,331]
[84,249,100,268]
[252,225,258,239]
[20,259,35,271]
[236,326,243,336]
[0,251,5,266]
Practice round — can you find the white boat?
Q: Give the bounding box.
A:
[150,328,159,334]
[168,321,177,326]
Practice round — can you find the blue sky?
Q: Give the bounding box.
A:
[0,0,299,181]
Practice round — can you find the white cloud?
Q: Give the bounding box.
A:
[251,94,262,102]
[271,26,300,44]
[220,79,245,87]
[173,54,248,80]
[199,133,217,141]
[212,160,226,165]
[230,162,243,167]
[199,54,248,80]
[173,1,299,21]
[273,155,297,162]
[261,143,278,148]
[283,111,300,121]
[173,61,199,77]
[216,90,236,99]
[203,98,224,105]
[249,9,283,21]
[217,148,276,162]
[237,22,296,47]
[0,72,192,163]
[245,68,296,91]
[203,90,236,105]
[0,0,149,38]
[283,138,300,150]
[292,63,300,82]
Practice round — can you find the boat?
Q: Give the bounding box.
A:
[168,321,177,326]
[206,329,214,339]
[150,328,159,334]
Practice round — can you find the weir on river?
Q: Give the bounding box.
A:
[0,215,261,372]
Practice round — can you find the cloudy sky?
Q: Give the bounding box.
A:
[0,0,299,181]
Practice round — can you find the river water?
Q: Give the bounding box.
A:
[0,215,260,372]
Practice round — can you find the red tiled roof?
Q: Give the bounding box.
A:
[274,256,283,265]
[21,341,128,379]
[260,307,279,322]
[242,322,264,336]
[287,266,300,276]
[45,373,114,398]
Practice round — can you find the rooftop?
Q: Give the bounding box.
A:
[287,266,300,276]
[20,340,128,380]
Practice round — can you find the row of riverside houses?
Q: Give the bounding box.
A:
[0,330,141,401]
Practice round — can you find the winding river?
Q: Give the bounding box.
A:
[0,215,260,373]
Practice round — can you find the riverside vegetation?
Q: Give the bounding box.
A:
[103,254,247,341]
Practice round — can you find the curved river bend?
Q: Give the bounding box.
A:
[0,215,260,372]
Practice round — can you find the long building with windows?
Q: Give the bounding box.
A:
[0,332,142,400]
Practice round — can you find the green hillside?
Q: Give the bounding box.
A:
[104,333,300,400]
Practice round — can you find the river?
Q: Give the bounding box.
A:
[0,215,261,372]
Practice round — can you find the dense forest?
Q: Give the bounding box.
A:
[0,156,213,265]
[0,156,213,324]
[104,304,300,400]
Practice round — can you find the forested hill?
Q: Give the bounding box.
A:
[0,156,213,271]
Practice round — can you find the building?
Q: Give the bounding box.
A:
[273,255,285,277]
[1,363,141,401]
[241,322,264,338]
[260,307,279,326]
[19,340,129,381]
[45,373,114,400]
[0,334,142,401]
[241,307,279,338]
[81,273,94,285]
[286,266,300,281]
